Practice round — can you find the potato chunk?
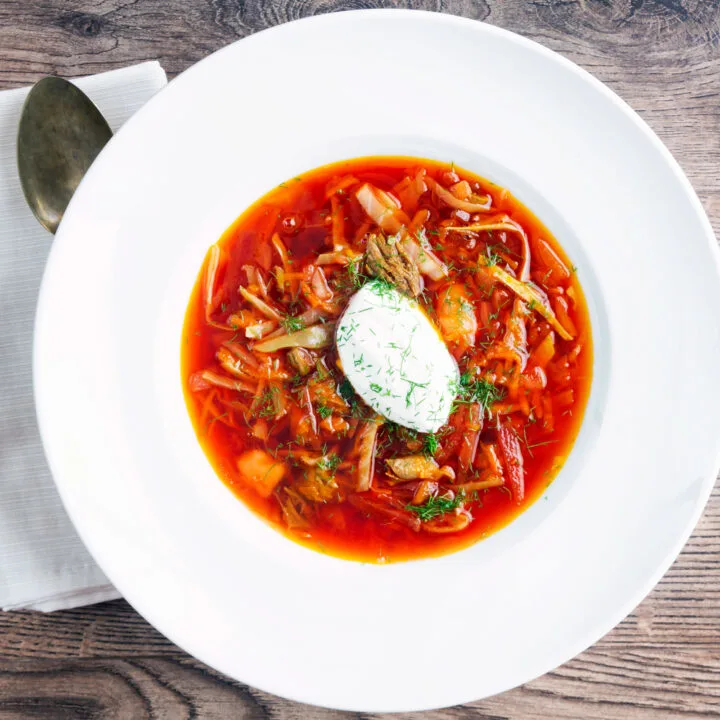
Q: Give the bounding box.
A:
[236,449,286,498]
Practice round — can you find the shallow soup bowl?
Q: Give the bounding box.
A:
[34,10,720,712]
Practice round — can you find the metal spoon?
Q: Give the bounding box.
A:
[17,76,112,234]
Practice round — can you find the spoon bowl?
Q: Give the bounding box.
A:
[17,76,112,234]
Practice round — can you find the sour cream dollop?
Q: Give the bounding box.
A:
[336,280,459,433]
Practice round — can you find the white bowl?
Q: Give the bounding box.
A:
[34,9,720,712]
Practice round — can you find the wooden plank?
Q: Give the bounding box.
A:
[1,1,719,717]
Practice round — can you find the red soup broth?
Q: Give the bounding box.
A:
[182,157,592,562]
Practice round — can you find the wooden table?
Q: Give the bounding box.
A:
[1,1,719,717]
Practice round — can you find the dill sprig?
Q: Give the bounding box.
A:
[318,453,341,476]
[423,433,439,457]
[281,316,306,333]
[483,245,502,266]
[316,404,332,419]
[346,255,368,290]
[455,372,505,412]
[406,492,465,522]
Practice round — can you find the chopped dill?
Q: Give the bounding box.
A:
[281,315,306,333]
[456,373,505,412]
[316,404,332,419]
[204,412,227,435]
[488,298,511,322]
[527,439,558,450]
[404,379,428,408]
[257,386,280,418]
[346,256,367,289]
[522,424,534,458]
[336,317,359,345]
[384,422,418,447]
[318,453,341,475]
[406,491,465,522]
[367,277,396,297]
[423,433,439,457]
[483,246,501,266]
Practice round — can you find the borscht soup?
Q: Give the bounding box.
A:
[182,157,592,562]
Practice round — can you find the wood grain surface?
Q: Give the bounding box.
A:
[1,1,719,717]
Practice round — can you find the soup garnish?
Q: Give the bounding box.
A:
[182,157,592,562]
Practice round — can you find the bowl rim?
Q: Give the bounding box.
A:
[34,8,720,712]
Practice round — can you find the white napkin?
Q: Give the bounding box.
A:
[0,62,167,611]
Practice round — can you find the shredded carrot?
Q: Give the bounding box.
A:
[553,296,577,338]
[409,208,431,235]
[324,174,358,199]
[455,475,504,492]
[482,443,504,475]
[330,195,347,250]
[353,220,372,246]
[530,332,555,369]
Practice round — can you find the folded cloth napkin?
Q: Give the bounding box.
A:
[0,62,167,611]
